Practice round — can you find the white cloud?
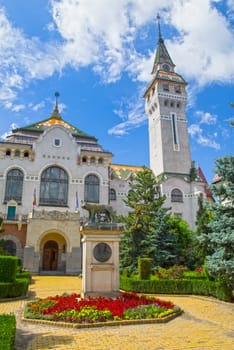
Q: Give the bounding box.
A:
[195,111,217,125]
[227,0,234,11]
[167,0,234,86]
[108,89,146,135]
[29,101,46,112]
[0,0,234,137]
[0,8,62,110]
[11,104,25,112]
[188,123,220,149]
[188,108,221,149]
[0,123,18,140]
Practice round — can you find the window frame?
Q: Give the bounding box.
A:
[4,168,24,204]
[84,174,100,203]
[39,166,69,207]
[171,188,183,203]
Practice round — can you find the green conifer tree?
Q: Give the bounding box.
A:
[195,195,213,265]
[204,156,234,290]
[120,167,174,272]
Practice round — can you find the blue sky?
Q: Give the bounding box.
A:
[0,0,233,183]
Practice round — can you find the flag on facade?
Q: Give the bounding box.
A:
[32,188,37,207]
[75,192,79,210]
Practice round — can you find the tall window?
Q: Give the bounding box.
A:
[171,113,180,150]
[4,169,24,204]
[171,189,183,202]
[40,166,68,206]
[84,174,100,203]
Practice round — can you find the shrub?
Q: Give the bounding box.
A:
[16,270,31,281]
[0,278,30,298]
[156,265,188,279]
[0,256,18,282]
[138,258,152,280]
[0,314,16,350]
[120,276,232,301]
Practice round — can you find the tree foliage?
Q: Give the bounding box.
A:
[120,168,170,272]
[167,216,195,268]
[202,156,234,290]
[195,195,213,264]
[120,168,193,272]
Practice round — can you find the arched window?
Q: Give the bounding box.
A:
[98,158,103,164]
[4,240,16,256]
[84,174,99,203]
[6,149,11,156]
[4,169,24,204]
[109,188,116,201]
[40,166,68,206]
[90,157,96,164]
[171,188,183,203]
[24,151,29,158]
[15,150,20,157]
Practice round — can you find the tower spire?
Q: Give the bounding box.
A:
[50,91,62,119]
[157,13,162,42]
[151,14,175,74]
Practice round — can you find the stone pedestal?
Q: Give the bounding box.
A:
[81,229,120,298]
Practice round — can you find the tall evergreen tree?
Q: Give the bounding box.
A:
[168,215,195,268]
[153,209,177,268]
[120,167,173,272]
[203,156,234,290]
[195,195,213,265]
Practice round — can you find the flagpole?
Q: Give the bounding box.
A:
[32,188,37,216]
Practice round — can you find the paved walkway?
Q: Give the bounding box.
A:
[0,276,233,350]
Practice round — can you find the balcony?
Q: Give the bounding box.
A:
[1,214,28,222]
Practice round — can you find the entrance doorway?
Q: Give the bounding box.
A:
[43,240,58,270]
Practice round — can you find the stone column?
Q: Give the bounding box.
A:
[23,246,40,273]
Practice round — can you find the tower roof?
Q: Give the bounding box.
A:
[151,14,175,74]
[197,166,214,202]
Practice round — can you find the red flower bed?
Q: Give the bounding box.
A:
[41,292,174,318]
[24,292,181,324]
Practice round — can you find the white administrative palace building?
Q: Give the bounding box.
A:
[0,25,213,275]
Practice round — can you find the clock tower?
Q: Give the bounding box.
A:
[144,16,204,227]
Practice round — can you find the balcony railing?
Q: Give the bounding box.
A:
[2,214,28,222]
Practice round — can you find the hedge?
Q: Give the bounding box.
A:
[0,278,30,298]
[0,256,18,282]
[16,270,31,281]
[120,276,232,301]
[138,258,152,280]
[0,314,16,350]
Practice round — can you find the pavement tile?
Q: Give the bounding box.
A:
[0,276,233,350]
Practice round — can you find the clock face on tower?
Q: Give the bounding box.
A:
[162,63,170,72]
[93,243,112,262]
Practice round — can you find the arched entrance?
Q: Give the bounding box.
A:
[43,240,58,271]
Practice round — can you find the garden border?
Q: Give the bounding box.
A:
[22,310,183,329]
